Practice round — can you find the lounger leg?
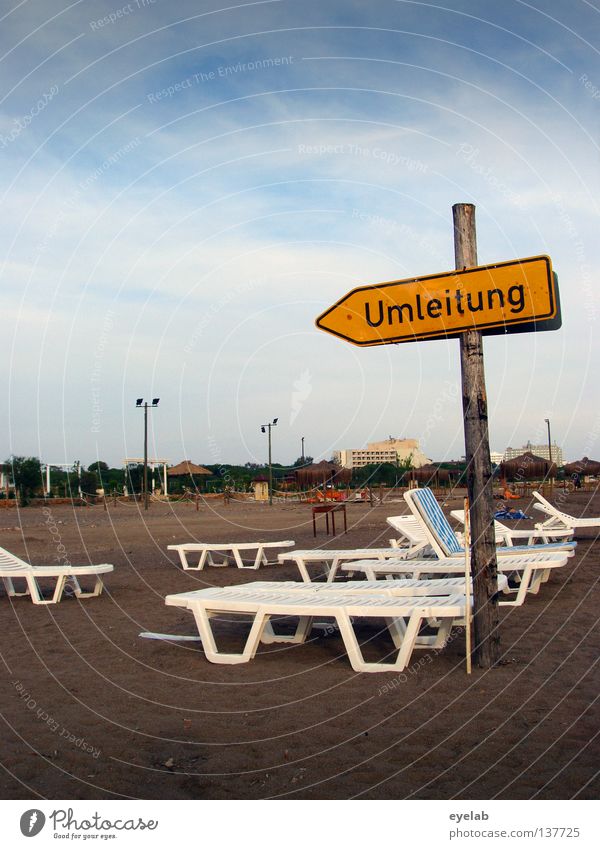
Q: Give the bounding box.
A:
[51,576,69,603]
[192,607,268,664]
[248,548,265,570]
[384,616,408,648]
[73,576,105,599]
[294,559,311,583]
[176,550,187,570]
[336,612,425,673]
[500,568,533,607]
[261,616,314,644]
[528,570,545,594]
[26,576,67,604]
[326,558,341,583]
[386,615,453,650]
[427,617,454,649]
[231,549,246,569]
[3,577,30,597]
[394,613,427,669]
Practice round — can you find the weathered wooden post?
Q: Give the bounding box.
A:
[453,203,500,668]
[315,204,561,668]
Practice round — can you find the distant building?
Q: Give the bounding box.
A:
[0,464,14,493]
[490,451,504,465]
[334,437,431,470]
[504,441,563,467]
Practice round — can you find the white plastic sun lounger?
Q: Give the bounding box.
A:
[532,490,600,533]
[384,514,433,557]
[168,540,295,571]
[404,488,576,560]
[237,576,509,596]
[0,546,113,604]
[277,547,414,583]
[340,551,568,606]
[450,509,574,545]
[164,586,466,673]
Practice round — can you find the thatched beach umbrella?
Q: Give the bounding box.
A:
[409,464,451,487]
[294,460,352,490]
[167,461,213,477]
[500,451,557,481]
[167,461,213,490]
[564,457,600,477]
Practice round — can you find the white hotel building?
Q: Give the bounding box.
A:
[503,441,564,466]
[334,438,431,470]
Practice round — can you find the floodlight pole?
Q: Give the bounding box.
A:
[268,426,273,505]
[143,403,148,510]
[137,398,159,511]
[301,436,305,463]
[545,417,553,490]
[454,203,500,668]
[261,418,278,506]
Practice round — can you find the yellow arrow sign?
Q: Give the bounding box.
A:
[315,255,560,346]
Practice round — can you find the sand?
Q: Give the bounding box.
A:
[1,489,598,800]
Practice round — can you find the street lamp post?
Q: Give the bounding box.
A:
[261,418,278,506]
[136,398,160,510]
[545,417,553,489]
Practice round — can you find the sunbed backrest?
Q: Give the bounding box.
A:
[410,489,462,556]
[0,546,30,570]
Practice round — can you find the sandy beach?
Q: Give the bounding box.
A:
[1,490,598,800]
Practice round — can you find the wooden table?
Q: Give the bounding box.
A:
[312,503,347,537]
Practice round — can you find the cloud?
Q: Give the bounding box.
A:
[1,0,599,465]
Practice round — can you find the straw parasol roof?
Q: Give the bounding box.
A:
[499,451,557,481]
[408,464,451,485]
[294,460,352,488]
[167,461,213,477]
[564,457,600,476]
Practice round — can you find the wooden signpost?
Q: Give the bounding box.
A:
[315,203,562,668]
[453,203,499,667]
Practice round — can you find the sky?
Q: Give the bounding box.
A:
[1,0,599,469]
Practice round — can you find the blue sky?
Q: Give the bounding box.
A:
[1,0,599,468]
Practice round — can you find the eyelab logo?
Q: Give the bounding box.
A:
[20,810,46,837]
